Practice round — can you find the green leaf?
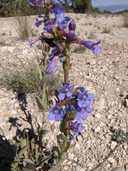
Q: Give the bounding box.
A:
[37,65,43,80]
[0,127,5,136]
[59,118,65,133]
[68,110,77,120]
[40,155,51,163]
[24,159,34,164]
[39,130,49,139]
[42,52,47,58]
[26,163,35,171]
[43,86,48,110]
[18,145,29,158]
[64,140,71,153]
[22,168,31,171]
[58,153,65,164]
[8,139,14,145]
[36,96,45,111]
[48,167,61,171]
[36,122,41,132]
[21,139,27,149]
[53,146,60,157]
[31,138,35,151]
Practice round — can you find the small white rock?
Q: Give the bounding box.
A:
[95,126,100,133]
[68,153,74,160]
[95,113,101,119]
[111,141,117,150]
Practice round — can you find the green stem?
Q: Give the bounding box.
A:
[59,52,71,162]
[42,43,48,128]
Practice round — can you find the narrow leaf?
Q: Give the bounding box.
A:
[0,127,5,136]
[36,96,45,111]
[48,167,61,171]
[18,145,29,158]
[24,159,34,164]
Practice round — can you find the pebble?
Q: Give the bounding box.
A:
[111,141,117,150]
[95,113,101,119]
[95,126,101,133]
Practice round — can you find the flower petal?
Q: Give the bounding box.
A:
[66,91,72,97]
[48,113,55,120]
[88,94,95,100]
[78,99,83,108]
[81,112,88,120]
[86,106,92,113]
[58,92,65,100]
[75,112,81,121]
[45,56,57,74]
[55,114,62,121]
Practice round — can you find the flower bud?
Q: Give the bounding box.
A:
[69,20,76,31]
[42,32,54,39]
[45,56,57,74]
[58,45,64,53]
[61,42,66,48]
[60,56,66,63]
[44,15,49,22]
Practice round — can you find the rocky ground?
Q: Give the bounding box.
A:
[0,13,128,171]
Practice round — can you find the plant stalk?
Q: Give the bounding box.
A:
[59,52,71,162]
[42,43,48,128]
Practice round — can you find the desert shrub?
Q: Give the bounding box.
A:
[14,15,32,39]
[0,33,5,45]
[88,31,96,39]
[0,57,63,95]
[73,45,86,54]
[102,26,111,33]
[123,13,128,27]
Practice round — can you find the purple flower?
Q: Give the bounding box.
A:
[28,39,38,48]
[75,106,92,121]
[37,0,43,4]
[29,0,34,6]
[70,121,83,136]
[69,20,76,31]
[69,133,74,140]
[78,91,94,108]
[45,56,57,74]
[49,0,70,30]
[29,0,43,6]
[34,18,42,27]
[65,104,75,113]
[48,103,65,122]
[58,28,78,42]
[78,39,101,57]
[58,83,74,100]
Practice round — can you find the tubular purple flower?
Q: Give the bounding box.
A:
[34,18,42,27]
[70,121,83,136]
[78,39,101,57]
[59,29,78,41]
[28,39,38,48]
[77,91,94,108]
[58,83,74,100]
[45,56,58,74]
[48,103,65,122]
[75,106,92,121]
[69,20,76,31]
[51,48,58,56]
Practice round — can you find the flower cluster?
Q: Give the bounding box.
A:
[48,84,94,137]
[28,0,101,139]
[28,0,101,74]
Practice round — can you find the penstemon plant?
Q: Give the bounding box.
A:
[28,0,101,169]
